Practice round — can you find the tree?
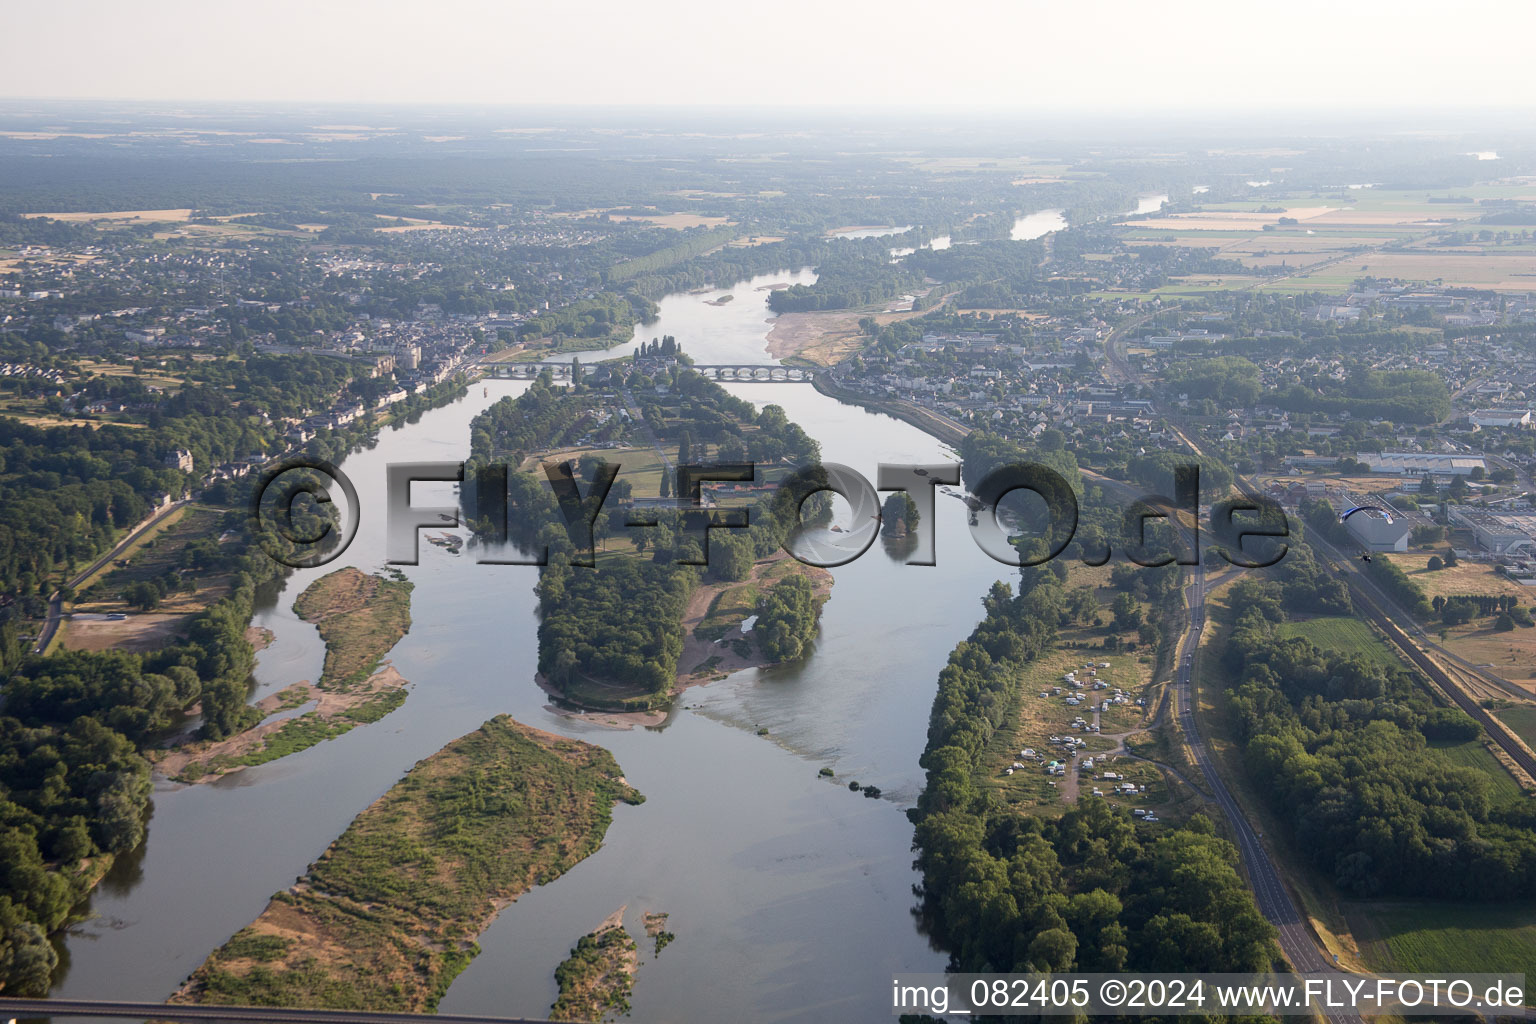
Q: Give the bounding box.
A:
[1112,592,1142,631]
[1427,555,1444,571]
[1025,927,1078,972]
[881,491,919,538]
[122,580,161,610]
[0,897,59,996]
[1495,613,1516,632]
[707,531,753,582]
[756,575,820,663]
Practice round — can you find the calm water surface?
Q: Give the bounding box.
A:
[52,275,1016,1021]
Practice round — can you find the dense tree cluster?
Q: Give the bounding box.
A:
[913,576,1279,975]
[1272,367,1451,425]
[754,575,820,663]
[1163,356,1263,407]
[880,491,920,538]
[518,292,657,348]
[768,255,925,313]
[469,368,825,705]
[1220,576,1536,899]
[537,557,693,697]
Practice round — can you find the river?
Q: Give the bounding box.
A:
[1011,208,1067,240]
[51,270,1024,1022]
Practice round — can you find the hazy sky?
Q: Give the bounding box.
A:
[3,0,1534,110]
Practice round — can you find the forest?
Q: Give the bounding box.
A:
[912,571,1280,976]
[909,422,1278,977]
[1218,568,1536,899]
[0,487,312,994]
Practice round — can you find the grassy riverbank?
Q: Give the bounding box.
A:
[173,716,642,1010]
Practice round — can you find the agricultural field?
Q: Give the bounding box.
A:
[551,208,732,230]
[1119,186,1536,291]
[0,396,149,429]
[1351,900,1536,978]
[77,357,188,393]
[1276,615,1404,670]
[1496,705,1536,750]
[23,208,195,222]
[1428,738,1527,805]
[1442,626,1536,693]
[515,435,673,518]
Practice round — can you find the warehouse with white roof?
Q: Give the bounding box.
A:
[1355,452,1487,476]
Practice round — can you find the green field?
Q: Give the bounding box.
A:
[1430,738,1526,805]
[1277,616,1403,670]
[1496,705,1536,750]
[1356,900,1536,980]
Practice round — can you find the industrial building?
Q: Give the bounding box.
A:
[1469,409,1532,429]
[1449,508,1536,557]
[1338,498,1413,551]
[1355,451,1487,476]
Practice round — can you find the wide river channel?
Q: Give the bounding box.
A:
[52,213,1066,1022]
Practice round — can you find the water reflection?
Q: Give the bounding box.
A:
[52,273,998,1022]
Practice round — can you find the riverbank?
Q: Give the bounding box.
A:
[154,568,414,782]
[678,555,832,683]
[152,664,410,782]
[811,375,972,448]
[245,625,275,653]
[765,306,926,365]
[171,716,642,1011]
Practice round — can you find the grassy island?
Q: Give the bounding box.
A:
[173,716,642,1010]
[466,363,832,717]
[550,911,640,1022]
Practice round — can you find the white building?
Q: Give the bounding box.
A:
[1449,509,1536,557]
[1356,452,1486,476]
[1469,409,1532,429]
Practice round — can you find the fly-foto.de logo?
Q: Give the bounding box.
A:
[250,457,1291,571]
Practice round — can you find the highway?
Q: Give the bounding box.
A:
[0,999,572,1024]
[1171,567,1363,1024]
[30,499,189,655]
